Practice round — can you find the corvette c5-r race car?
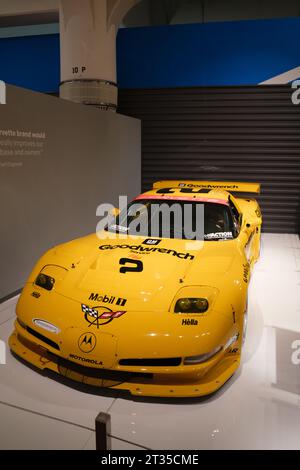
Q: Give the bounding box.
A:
[9,180,262,398]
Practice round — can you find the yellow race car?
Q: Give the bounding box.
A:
[9,180,262,398]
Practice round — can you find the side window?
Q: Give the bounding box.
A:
[229,199,241,237]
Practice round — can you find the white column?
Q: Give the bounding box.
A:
[59,0,117,110]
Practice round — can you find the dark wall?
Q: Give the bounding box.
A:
[118,85,300,234]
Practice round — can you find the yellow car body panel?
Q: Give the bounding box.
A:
[9,181,262,397]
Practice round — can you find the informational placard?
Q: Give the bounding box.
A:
[0,84,141,299]
[0,128,46,168]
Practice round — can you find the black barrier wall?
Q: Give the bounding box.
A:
[119,85,300,234]
[0,85,141,299]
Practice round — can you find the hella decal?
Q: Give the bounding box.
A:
[182,319,198,326]
[32,319,60,334]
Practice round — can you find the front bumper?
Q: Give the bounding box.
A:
[9,329,240,398]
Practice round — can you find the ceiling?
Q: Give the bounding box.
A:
[0,0,300,29]
[123,0,300,27]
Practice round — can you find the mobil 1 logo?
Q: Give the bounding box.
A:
[89,292,127,307]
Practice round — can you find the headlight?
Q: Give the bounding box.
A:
[175,298,209,313]
[184,346,222,365]
[34,265,68,291]
[35,273,55,291]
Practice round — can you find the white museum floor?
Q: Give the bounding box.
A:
[0,233,300,450]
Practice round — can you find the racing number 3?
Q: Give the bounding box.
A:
[119,258,143,274]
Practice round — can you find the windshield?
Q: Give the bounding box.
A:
[106,199,236,241]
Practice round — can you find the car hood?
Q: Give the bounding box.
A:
[39,232,238,311]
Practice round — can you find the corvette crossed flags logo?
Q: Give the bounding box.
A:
[81,304,126,328]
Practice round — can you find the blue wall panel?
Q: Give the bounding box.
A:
[117,18,300,88]
[0,34,60,93]
[1,18,300,92]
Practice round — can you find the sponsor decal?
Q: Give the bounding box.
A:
[69,354,103,365]
[89,292,127,306]
[243,263,250,283]
[82,304,126,328]
[182,319,198,326]
[32,319,60,334]
[205,232,233,240]
[31,291,41,299]
[99,244,195,260]
[157,185,238,193]
[228,348,239,354]
[143,238,161,246]
[78,332,97,353]
[255,208,262,218]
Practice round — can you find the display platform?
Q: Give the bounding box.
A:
[0,233,299,450]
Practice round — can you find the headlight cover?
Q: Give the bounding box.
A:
[34,265,68,291]
[35,273,55,291]
[175,298,209,313]
[171,285,219,314]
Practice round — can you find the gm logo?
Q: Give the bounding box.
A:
[0,340,6,364]
[0,81,6,104]
[143,238,161,246]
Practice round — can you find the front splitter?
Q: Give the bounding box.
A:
[9,330,240,398]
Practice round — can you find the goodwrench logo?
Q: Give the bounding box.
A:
[0,81,6,104]
[0,340,6,364]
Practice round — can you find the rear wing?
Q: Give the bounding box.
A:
[153,180,261,194]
